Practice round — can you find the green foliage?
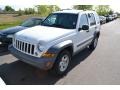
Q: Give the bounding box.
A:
[0,21,21,30]
[4,5,15,12]
[0,5,61,30]
[73,5,93,10]
[109,10,114,15]
[47,5,60,14]
[35,5,60,16]
[18,9,23,16]
[95,5,111,16]
[36,5,48,16]
[24,8,35,15]
[2,5,60,16]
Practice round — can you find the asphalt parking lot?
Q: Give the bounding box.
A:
[0,19,120,85]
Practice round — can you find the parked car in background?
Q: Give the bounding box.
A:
[99,16,106,24]
[113,14,118,19]
[105,15,109,22]
[0,17,44,46]
[106,15,114,22]
[110,15,115,20]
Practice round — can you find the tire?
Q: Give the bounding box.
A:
[52,50,71,76]
[89,37,98,50]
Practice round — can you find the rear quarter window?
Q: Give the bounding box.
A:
[94,13,100,24]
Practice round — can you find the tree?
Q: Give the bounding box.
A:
[95,5,110,16]
[51,5,60,11]
[35,5,60,16]
[24,8,35,15]
[109,10,114,15]
[4,5,15,12]
[47,5,60,14]
[73,5,93,10]
[18,9,23,16]
[35,5,48,16]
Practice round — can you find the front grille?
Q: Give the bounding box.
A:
[13,39,35,56]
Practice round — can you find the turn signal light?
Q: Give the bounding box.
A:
[42,52,55,58]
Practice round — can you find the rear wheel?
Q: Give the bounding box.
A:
[52,50,71,76]
[89,37,98,50]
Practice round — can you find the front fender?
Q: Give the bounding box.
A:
[47,40,73,58]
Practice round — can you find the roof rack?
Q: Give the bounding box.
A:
[60,9,83,11]
[60,9,73,11]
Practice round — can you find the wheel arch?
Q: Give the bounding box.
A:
[94,31,100,38]
[47,40,74,61]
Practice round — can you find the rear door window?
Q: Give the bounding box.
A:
[88,13,96,26]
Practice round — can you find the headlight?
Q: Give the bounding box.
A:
[38,43,56,58]
[38,43,45,52]
[7,34,14,38]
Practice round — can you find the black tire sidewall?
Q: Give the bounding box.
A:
[89,37,98,50]
[52,50,71,76]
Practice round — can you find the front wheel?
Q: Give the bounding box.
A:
[52,50,71,76]
[89,37,98,50]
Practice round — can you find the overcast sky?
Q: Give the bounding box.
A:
[0,0,120,12]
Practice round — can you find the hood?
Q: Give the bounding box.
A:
[0,26,27,35]
[15,26,75,44]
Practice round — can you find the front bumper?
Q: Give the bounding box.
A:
[9,45,56,70]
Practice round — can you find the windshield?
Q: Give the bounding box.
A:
[21,19,42,27]
[41,13,78,29]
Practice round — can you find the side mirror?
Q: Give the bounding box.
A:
[78,25,89,31]
[82,25,89,30]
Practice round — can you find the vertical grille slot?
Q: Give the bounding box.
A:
[31,45,34,54]
[22,42,24,51]
[25,43,27,52]
[28,44,31,54]
[19,41,22,50]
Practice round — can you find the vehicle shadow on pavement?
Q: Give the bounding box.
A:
[0,48,93,85]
